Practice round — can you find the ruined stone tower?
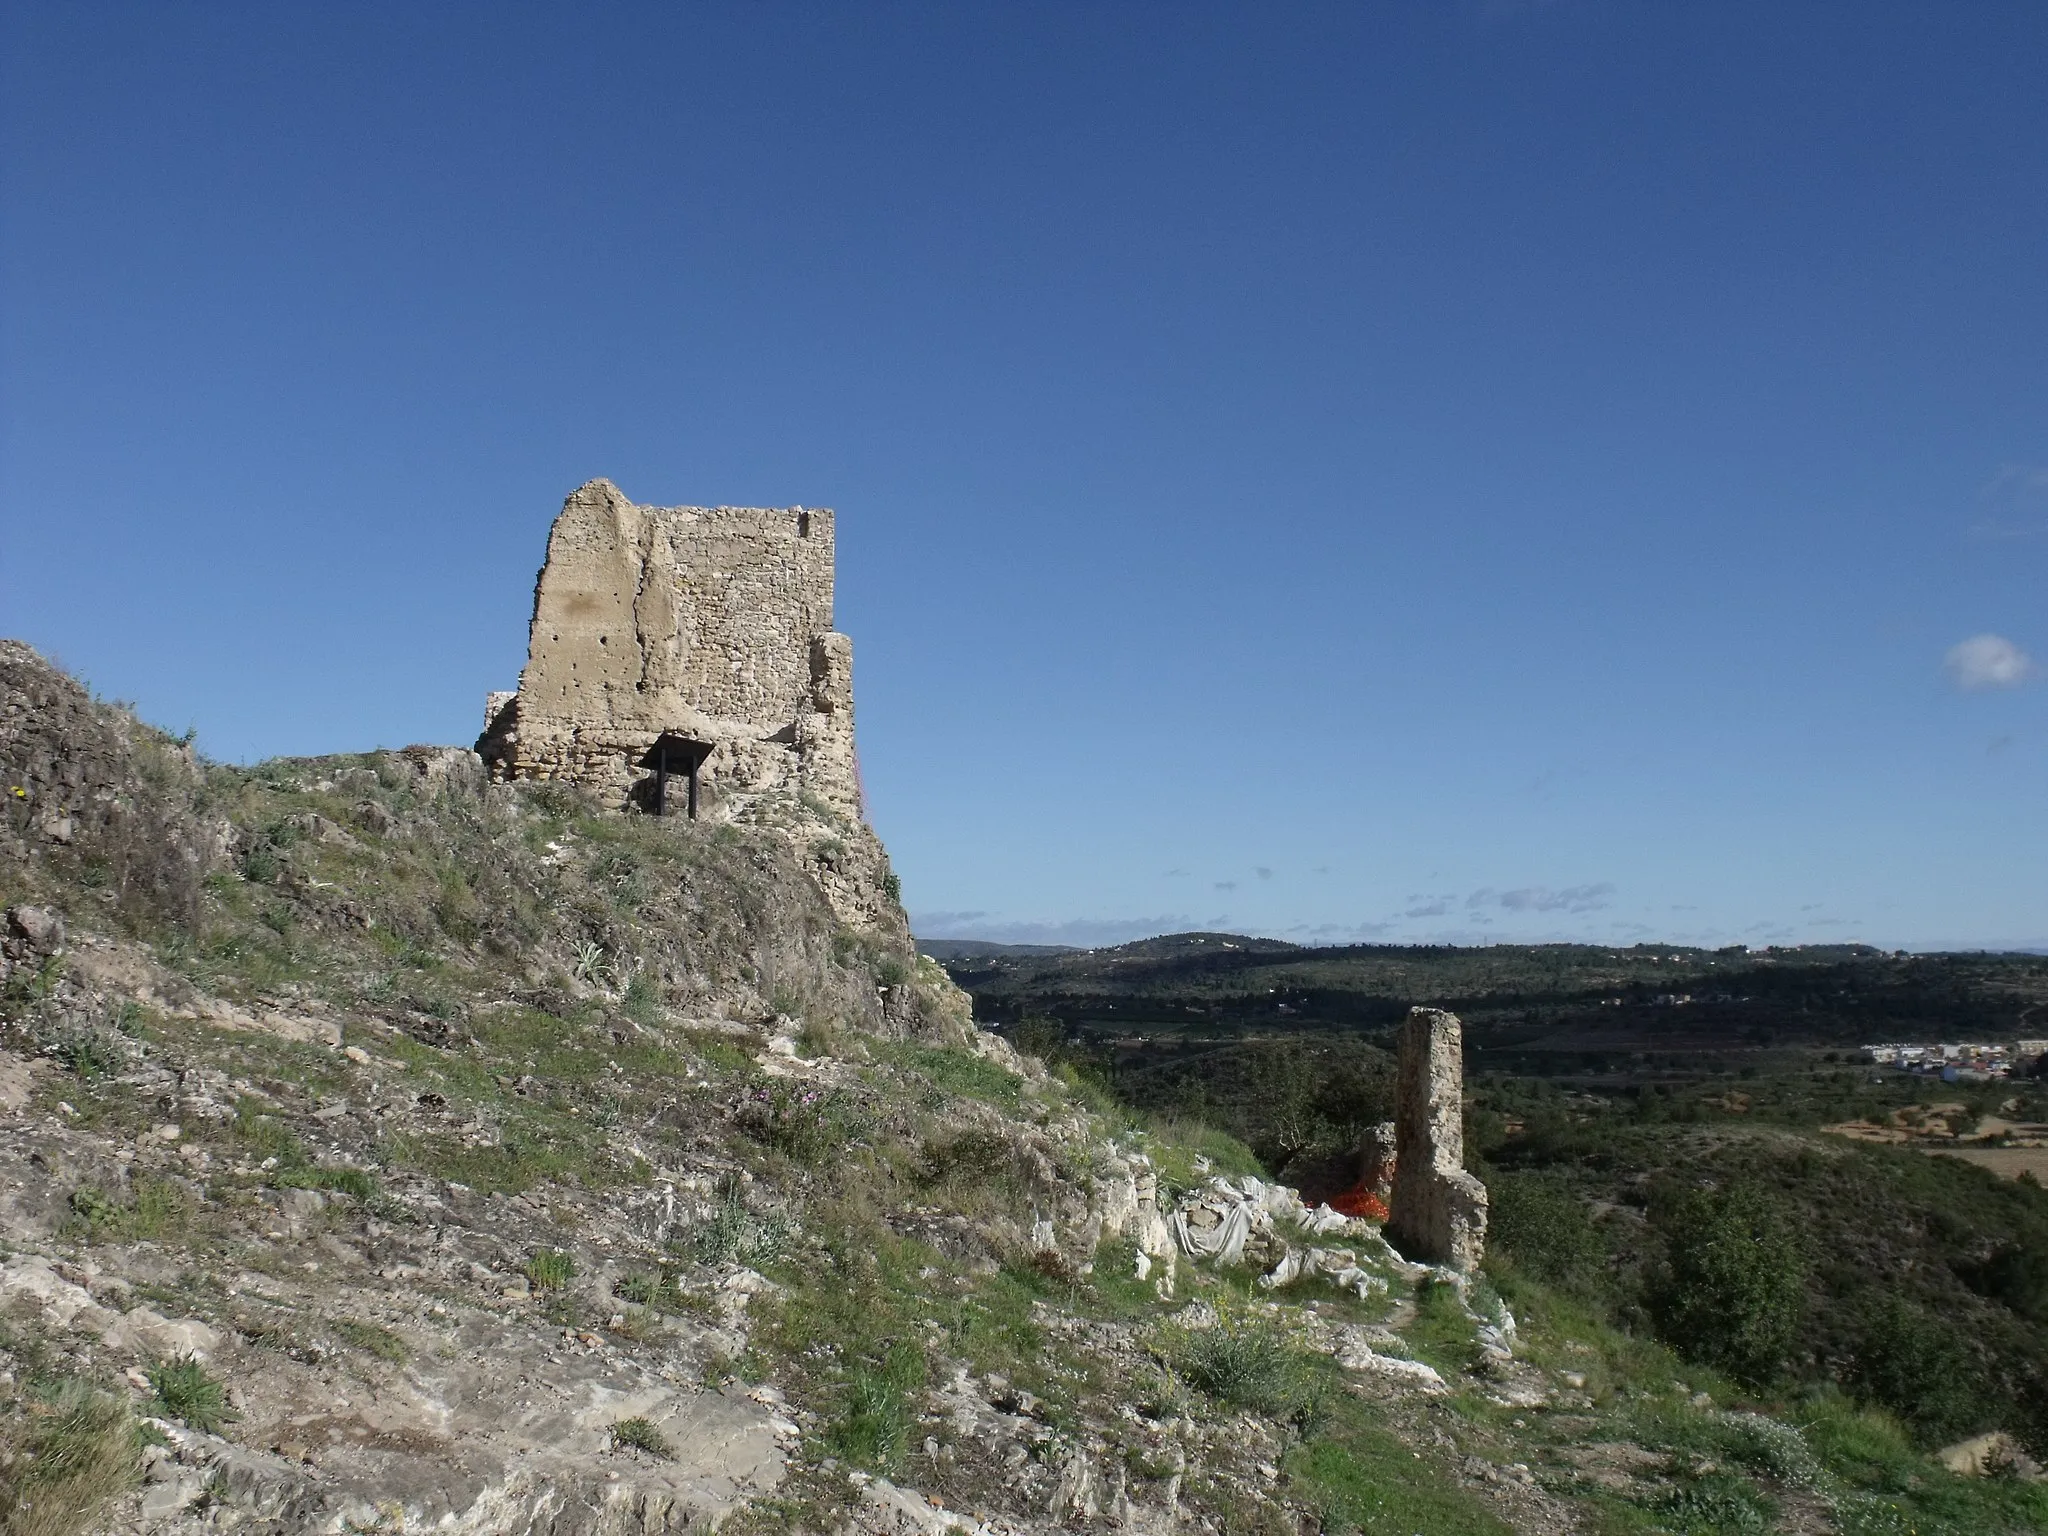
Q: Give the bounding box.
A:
[478,478,861,821]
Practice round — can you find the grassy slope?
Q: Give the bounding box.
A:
[1,681,2044,1534]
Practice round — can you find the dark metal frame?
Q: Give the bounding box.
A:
[643,734,711,819]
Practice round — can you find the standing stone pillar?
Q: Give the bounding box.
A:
[1387,1007,1488,1272]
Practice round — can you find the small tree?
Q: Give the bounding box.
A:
[1651,1181,1807,1386]
[1488,1171,1606,1293]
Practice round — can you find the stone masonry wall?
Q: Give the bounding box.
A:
[1386,1006,1489,1273]
[481,479,858,819]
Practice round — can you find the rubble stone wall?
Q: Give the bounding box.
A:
[480,480,858,818]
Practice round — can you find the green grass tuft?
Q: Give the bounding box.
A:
[526,1248,575,1291]
[0,1378,139,1536]
[332,1318,410,1363]
[610,1417,673,1459]
[146,1355,237,1435]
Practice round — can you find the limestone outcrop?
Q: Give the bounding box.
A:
[1386,1006,1489,1272]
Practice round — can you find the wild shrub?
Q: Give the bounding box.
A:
[614,1270,672,1308]
[146,1355,236,1434]
[686,1181,788,1267]
[1008,1013,1068,1064]
[43,1026,124,1080]
[740,1082,867,1165]
[875,1041,1023,1109]
[1133,1360,1194,1421]
[67,1179,187,1244]
[1650,1182,1807,1386]
[571,941,611,988]
[1647,1471,1776,1533]
[829,1341,927,1471]
[621,971,664,1027]
[1,953,66,1017]
[1166,1306,1308,1416]
[332,1318,409,1363]
[917,1128,1018,1190]
[1956,1241,2048,1325]
[1486,1170,1606,1292]
[1846,1292,1989,1444]
[432,869,480,943]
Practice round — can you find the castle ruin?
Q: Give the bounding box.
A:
[478,479,861,821]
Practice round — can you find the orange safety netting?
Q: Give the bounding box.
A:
[1327,1186,1389,1222]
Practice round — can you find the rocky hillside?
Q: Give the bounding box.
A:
[4,641,2045,1536]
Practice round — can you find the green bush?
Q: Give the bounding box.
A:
[686,1181,788,1267]
[621,971,664,1027]
[1648,1471,1776,1533]
[1650,1182,1807,1386]
[917,1128,1018,1190]
[1009,1013,1068,1063]
[1167,1308,1308,1415]
[332,1318,410,1363]
[67,1179,188,1244]
[829,1341,926,1471]
[1847,1292,1989,1444]
[875,1041,1024,1108]
[45,1028,124,1080]
[614,1271,671,1308]
[1487,1170,1606,1291]
[740,1082,867,1164]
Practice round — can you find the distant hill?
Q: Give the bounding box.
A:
[913,938,1082,959]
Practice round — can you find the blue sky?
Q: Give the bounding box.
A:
[3,3,2043,950]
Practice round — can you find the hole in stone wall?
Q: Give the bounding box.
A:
[797,511,811,538]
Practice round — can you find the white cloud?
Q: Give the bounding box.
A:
[1945,634,2034,691]
[1468,883,1615,914]
[1984,463,2048,499]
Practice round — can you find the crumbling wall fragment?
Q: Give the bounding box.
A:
[1386,1006,1488,1272]
[1357,1120,1396,1205]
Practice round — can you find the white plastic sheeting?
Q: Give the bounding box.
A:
[1166,1176,1373,1289]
